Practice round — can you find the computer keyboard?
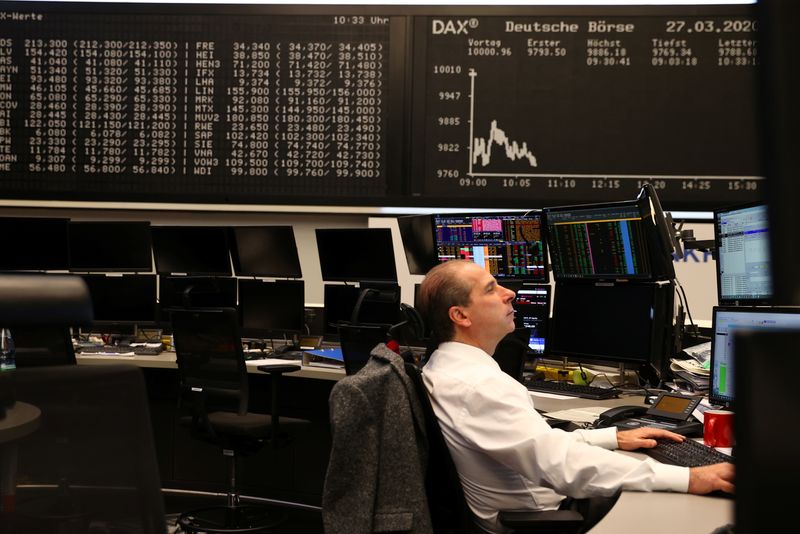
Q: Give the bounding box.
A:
[642,438,734,467]
[524,378,618,400]
[79,344,163,356]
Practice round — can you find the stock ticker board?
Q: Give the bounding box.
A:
[0,3,761,209]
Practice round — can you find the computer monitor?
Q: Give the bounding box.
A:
[159,276,237,311]
[512,284,550,355]
[397,214,438,275]
[315,228,397,282]
[323,284,360,338]
[151,226,231,275]
[238,279,305,338]
[0,217,70,271]
[68,221,153,272]
[549,281,673,379]
[713,202,771,305]
[81,274,158,324]
[545,200,657,281]
[433,212,548,282]
[709,306,800,409]
[229,226,302,278]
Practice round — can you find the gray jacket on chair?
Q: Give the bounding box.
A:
[322,343,433,534]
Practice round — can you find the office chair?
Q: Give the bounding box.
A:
[170,307,309,533]
[337,322,391,375]
[492,327,531,382]
[8,364,166,534]
[11,325,77,367]
[404,362,584,534]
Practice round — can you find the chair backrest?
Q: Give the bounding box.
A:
[492,327,530,382]
[337,323,390,375]
[0,274,93,327]
[170,307,249,412]
[404,362,475,534]
[11,326,77,367]
[9,364,166,534]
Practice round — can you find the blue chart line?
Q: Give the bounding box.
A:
[468,68,539,176]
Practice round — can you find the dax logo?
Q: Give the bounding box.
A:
[432,18,477,35]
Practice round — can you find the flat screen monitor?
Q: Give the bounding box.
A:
[316,228,397,282]
[238,279,305,338]
[512,284,550,355]
[709,306,800,408]
[714,202,771,305]
[549,282,670,369]
[159,276,237,311]
[0,217,69,271]
[69,221,152,272]
[229,226,302,278]
[151,226,231,275]
[545,200,654,281]
[434,212,548,282]
[81,274,157,324]
[397,214,438,276]
[323,284,359,337]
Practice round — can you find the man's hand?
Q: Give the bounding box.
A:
[688,463,735,495]
[616,427,684,451]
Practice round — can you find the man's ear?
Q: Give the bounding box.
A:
[448,305,471,328]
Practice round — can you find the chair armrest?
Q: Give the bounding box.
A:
[256,364,301,375]
[498,509,583,533]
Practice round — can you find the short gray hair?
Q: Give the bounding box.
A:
[417,260,473,342]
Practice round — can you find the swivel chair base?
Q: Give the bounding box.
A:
[177,504,286,534]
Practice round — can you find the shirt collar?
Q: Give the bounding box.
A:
[434,341,501,371]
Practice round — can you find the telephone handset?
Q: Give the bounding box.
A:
[596,405,648,427]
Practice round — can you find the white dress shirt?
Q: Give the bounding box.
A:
[422,342,689,534]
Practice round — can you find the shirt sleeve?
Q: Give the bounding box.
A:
[458,376,690,498]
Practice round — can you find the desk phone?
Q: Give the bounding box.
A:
[596,392,703,436]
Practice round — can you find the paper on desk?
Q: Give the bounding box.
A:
[544,406,608,424]
[670,358,710,376]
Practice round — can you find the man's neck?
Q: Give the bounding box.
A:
[450,333,497,356]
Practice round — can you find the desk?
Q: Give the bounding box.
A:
[76,352,346,381]
[1,401,42,512]
[529,391,733,534]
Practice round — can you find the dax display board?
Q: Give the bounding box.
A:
[0,2,761,209]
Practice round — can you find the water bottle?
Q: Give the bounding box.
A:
[0,327,15,371]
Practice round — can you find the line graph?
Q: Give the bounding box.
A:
[468,68,539,177]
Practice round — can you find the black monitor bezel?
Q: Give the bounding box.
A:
[315,228,398,282]
[229,225,303,278]
[432,210,549,283]
[81,274,158,325]
[0,217,70,271]
[713,201,772,306]
[238,278,305,338]
[151,226,232,276]
[68,221,153,273]
[397,214,438,276]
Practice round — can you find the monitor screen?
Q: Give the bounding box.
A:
[316,228,397,282]
[397,214,438,276]
[230,226,302,278]
[238,279,305,337]
[159,276,237,311]
[69,221,152,272]
[545,200,652,281]
[434,212,548,282]
[549,282,667,366]
[151,226,231,275]
[323,284,360,337]
[512,285,550,355]
[81,274,157,324]
[709,306,800,408]
[0,217,70,271]
[714,203,771,305]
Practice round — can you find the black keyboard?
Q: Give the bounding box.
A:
[524,379,618,400]
[642,438,734,467]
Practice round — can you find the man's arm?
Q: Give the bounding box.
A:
[615,427,684,451]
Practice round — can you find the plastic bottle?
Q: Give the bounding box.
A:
[0,327,16,371]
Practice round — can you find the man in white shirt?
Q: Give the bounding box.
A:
[417,260,735,534]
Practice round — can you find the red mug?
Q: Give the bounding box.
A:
[704,410,734,448]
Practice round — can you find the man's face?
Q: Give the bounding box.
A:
[457,262,517,343]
